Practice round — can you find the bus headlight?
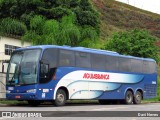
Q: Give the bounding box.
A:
[26,89,36,93]
[6,90,11,93]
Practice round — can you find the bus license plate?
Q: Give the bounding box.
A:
[15,96,21,99]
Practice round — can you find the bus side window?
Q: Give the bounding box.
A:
[40,48,58,84]
[149,62,157,73]
[106,55,118,71]
[75,52,91,68]
[131,59,143,73]
[118,57,131,72]
[91,54,106,70]
[59,50,75,67]
[143,60,154,74]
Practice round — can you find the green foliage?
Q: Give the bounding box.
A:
[70,0,80,7]
[0,18,27,36]
[30,15,46,34]
[77,10,99,27]
[79,26,98,47]
[105,29,159,62]
[80,0,92,11]
[50,7,72,19]
[0,0,100,47]
[58,15,80,46]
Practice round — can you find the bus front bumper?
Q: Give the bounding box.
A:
[6,93,38,100]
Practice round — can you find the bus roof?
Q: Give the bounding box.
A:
[16,45,156,62]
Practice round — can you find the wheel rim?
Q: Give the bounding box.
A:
[57,93,64,103]
[136,93,141,102]
[127,94,132,103]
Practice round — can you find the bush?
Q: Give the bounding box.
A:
[79,26,98,48]
[50,7,72,19]
[58,15,81,46]
[30,15,46,34]
[105,29,159,62]
[0,18,27,36]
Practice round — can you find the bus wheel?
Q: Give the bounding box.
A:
[28,100,40,106]
[133,91,142,104]
[54,89,66,106]
[124,90,133,104]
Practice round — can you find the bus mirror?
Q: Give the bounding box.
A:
[40,63,49,77]
[40,59,49,64]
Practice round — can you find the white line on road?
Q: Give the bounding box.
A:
[92,106,128,111]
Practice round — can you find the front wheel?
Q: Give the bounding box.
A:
[124,91,133,104]
[54,89,66,106]
[133,91,142,104]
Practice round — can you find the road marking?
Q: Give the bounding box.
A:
[92,106,128,111]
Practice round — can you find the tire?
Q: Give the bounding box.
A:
[133,91,142,104]
[99,100,112,105]
[124,91,133,104]
[28,100,40,106]
[54,89,66,106]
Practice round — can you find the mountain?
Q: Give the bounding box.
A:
[91,0,160,42]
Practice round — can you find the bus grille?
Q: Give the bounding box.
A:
[144,84,157,97]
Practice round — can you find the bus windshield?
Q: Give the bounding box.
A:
[6,49,41,85]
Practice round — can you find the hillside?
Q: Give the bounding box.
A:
[91,0,160,43]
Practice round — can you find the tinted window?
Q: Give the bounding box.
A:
[42,48,58,68]
[106,55,118,71]
[143,61,156,74]
[75,52,91,68]
[59,50,75,66]
[40,48,58,83]
[91,54,106,70]
[118,57,131,72]
[131,59,143,73]
[148,62,157,73]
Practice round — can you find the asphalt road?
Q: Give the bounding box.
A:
[0,103,160,120]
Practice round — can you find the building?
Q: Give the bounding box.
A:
[0,36,31,73]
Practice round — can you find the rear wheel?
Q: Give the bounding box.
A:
[124,91,133,104]
[133,91,142,104]
[54,89,66,106]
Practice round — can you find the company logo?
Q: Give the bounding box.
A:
[83,73,110,80]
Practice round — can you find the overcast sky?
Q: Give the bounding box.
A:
[116,0,160,14]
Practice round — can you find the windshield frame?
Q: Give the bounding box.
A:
[6,48,42,86]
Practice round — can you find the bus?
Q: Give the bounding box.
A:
[6,45,158,106]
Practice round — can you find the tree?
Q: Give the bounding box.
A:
[0,0,100,47]
[104,29,159,62]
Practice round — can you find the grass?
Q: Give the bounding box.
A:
[0,100,27,105]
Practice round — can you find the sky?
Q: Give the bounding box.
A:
[116,0,160,14]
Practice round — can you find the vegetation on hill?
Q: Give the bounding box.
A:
[0,0,159,61]
[0,0,100,47]
[105,29,159,62]
[91,0,160,40]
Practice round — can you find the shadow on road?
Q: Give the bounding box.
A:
[1,100,139,107]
